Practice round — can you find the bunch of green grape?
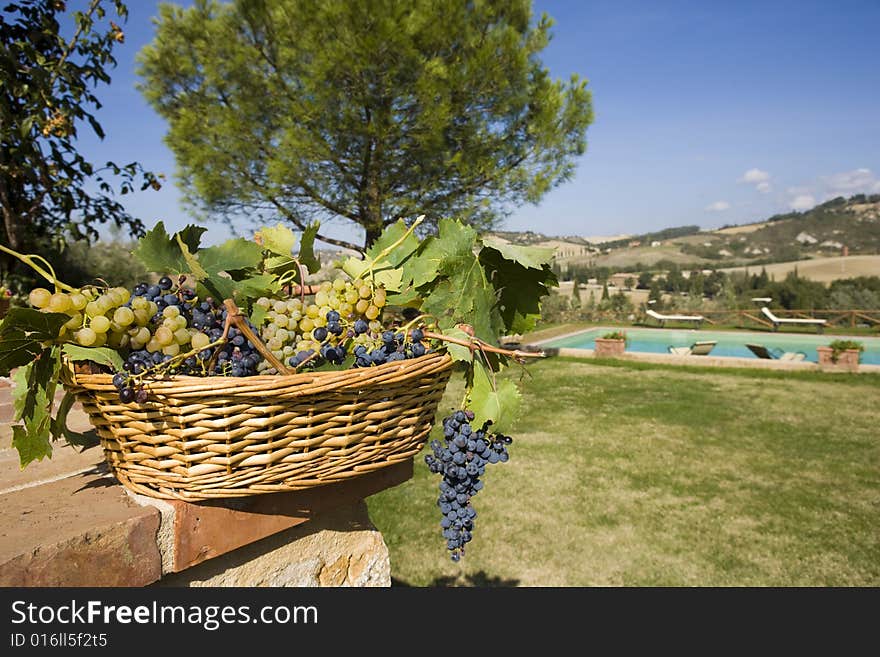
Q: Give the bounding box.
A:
[255,275,388,371]
[27,285,142,349]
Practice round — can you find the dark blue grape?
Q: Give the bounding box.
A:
[158,276,172,290]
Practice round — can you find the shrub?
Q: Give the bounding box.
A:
[828,339,864,363]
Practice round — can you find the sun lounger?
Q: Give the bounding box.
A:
[760,307,826,333]
[746,343,807,361]
[646,309,704,327]
[668,340,717,356]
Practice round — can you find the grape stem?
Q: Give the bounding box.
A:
[422,330,545,361]
[0,243,77,293]
[222,299,292,374]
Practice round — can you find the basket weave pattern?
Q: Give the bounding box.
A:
[62,352,453,500]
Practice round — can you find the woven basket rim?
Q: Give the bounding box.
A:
[62,350,454,392]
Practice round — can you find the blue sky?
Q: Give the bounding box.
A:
[72,0,880,246]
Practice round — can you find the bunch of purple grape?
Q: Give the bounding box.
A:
[424,410,512,562]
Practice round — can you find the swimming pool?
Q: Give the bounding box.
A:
[538,327,880,365]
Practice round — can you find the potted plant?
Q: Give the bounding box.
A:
[816,339,864,373]
[594,330,628,358]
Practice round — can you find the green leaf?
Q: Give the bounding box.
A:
[479,246,557,334]
[11,364,30,421]
[10,346,61,468]
[12,423,52,468]
[441,327,474,362]
[419,253,498,342]
[250,304,268,328]
[230,273,280,300]
[61,344,124,371]
[175,233,211,280]
[257,223,297,257]
[342,256,369,280]
[469,360,520,434]
[310,355,356,372]
[365,219,421,267]
[481,236,555,270]
[0,309,69,375]
[199,238,263,273]
[407,219,478,289]
[134,221,204,274]
[298,223,321,274]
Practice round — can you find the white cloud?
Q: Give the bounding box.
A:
[821,168,880,195]
[738,168,772,193]
[739,168,770,184]
[789,195,815,211]
[705,200,730,212]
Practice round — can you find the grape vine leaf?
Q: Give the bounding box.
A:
[61,344,124,371]
[10,346,61,467]
[298,223,322,274]
[365,219,421,267]
[406,218,477,289]
[198,238,264,273]
[441,327,475,362]
[134,221,206,274]
[469,359,520,434]
[481,237,555,271]
[51,391,98,448]
[257,223,296,258]
[479,246,557,334]
[0,308,69,375]
[421,271,498,341]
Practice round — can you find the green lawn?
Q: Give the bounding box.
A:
[366,358,880,586]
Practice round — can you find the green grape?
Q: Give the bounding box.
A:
[131,296,149,310]
[133,308,151,326]
[65,312,83,330]
[28,287,51,308]
[355,299,369,314]
[273,300,288,314]
[162,343,181,356]
[314,290,330,307]
[92,332,107,347]
[113,306,135,327]
[173,328,191,345]
[85,301,102,318]
[47,292,72,313]
[365,305,380,320]
[163,305,181,319]
[154,326,174,347]
[145,337,162,353]
[90,315,111,334]
[75,327,97,346]
[69,292,88,311]
[191,332,211,350]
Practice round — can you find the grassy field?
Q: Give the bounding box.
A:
[366,358,880,586]
[719,255,880,284]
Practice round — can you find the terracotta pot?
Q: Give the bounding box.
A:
[816,346,860,373]
[594,337,626,358]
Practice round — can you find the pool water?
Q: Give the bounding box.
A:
[539,327,880,365]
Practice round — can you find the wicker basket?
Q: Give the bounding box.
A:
[61,352,454,501]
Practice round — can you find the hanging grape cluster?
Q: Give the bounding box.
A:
[425,410,513,562]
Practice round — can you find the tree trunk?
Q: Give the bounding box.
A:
[364,223,382,249]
